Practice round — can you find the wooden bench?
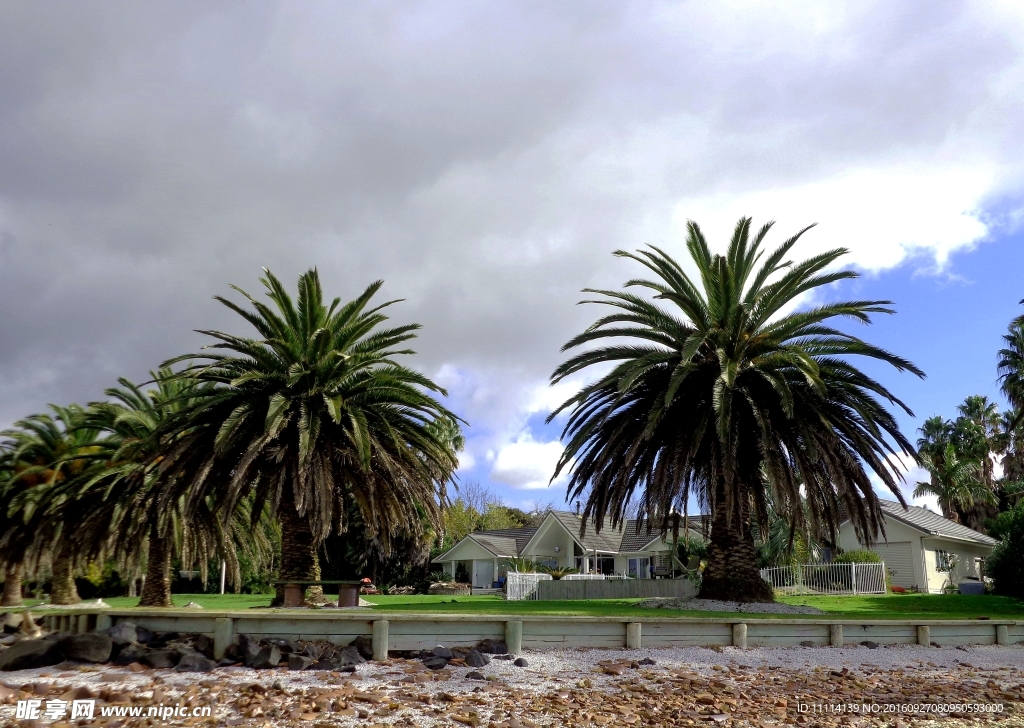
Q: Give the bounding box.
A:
[272,580,363,608]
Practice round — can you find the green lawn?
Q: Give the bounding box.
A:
[26,592,1024,621]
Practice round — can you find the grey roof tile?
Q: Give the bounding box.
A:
[878,500,997,546]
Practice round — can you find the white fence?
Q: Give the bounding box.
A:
[505,572,552,601]
[760,562,887,596]
[561,573,607,581]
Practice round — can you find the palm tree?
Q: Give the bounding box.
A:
[913,443,991,519]
[549,218,922,602]
[158,269,461,605]
[0,405,105,605]
[998,314,1024,418]
[0,445,25,607]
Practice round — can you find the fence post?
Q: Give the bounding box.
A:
[732,623,747,649]
[213,618,233,660]
[625,622,642,649]
[96,613,112,632]
[506,620,523,654]
[996,625,1008,646]
[917,625,930,646]
[372,620,389,661]
[829,624,843,647]
[851,563,858,595]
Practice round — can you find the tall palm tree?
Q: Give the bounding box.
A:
[158,269,461,605]
[998,314,1024,418]
[0,444,25,607]
[913,443,991,520]
[549,218,922,601]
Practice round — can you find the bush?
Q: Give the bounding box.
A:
[833,549,881,564]
[987,503,1024,599]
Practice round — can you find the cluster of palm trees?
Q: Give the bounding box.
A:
[0,270,462,607]
[2,218,935,606]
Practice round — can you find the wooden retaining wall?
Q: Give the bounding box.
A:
[36,610,1024,661]
[536,579,696,601]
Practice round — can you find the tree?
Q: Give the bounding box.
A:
[913,443,992,520]
[158,269,461,605]
[549,218,922,601]
[987,502,1024,598]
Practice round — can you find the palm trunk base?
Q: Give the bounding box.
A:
[1,564,24,608]
[50,553,80,605]
[699,487,774,603]
[139,534,172,607]
[272,493,318,607]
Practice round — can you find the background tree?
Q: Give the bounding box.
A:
[913,443,991,520]
[550,218,922,602]
[158,269,461,605]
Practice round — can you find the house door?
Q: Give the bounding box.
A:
[473,561,494,588]
[627,557,651,579]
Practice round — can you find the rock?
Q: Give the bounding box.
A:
[301,643,324,660]
[350,635,373,660]
[223,642,243,662]
[175,652,217,672]
[192,634,214,657]
[513,657,528,667]
[57,633,113,663]
[465,670,486,680]
[104,622,138,646]
[799,641,815,648]
[422,655,449,670]
[182,601,204,608]
[638,657,655,666]
[251,645,282,669]
[337,645,365,666]
[141,649,181,669]
[432,645,454,659]
[217,657,238,667]
[464,649,490,667]
[113,644,148,666]
[0,639,63,671]
[262,637,298,654]
[135,625,155,644]
[287,654,314,671]
[860,641,879,649]
[477,639,508,654]
[1,613,21,633]
[493,653,514,660]
[239,634,261,667]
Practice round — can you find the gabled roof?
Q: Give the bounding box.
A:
[432,527,538,562]
[876,500,997,547]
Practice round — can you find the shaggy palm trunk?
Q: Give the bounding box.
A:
[272,490,318,606]
[699,480,774,603]
[139,532,172,607]
[50,547,80,605]
[1,563,24,607]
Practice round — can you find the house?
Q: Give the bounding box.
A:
[432,510,702,589]
[837,500,997,593]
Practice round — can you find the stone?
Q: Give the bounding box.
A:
[860,641,879,649]
[338,645,366,666]
[513,657,528,667]
[301,643,324,660]
[134,625,155,644]
[422,655,448,670]
[477,639,508,654]
[288,654,314,671]
[493,653,514,660]
[175,652,217,672]
[251,645,282,669]
[464,649,490,667]
[57,633,113,663]
[104,622,138,646]
[192,634,214,657]
[465,671,486,680]
[141,649,181,669]
[239,634,262,667]
[113,644,148,666]
[350,635,373,659]
[799,641,815,648]
[0,639,63,671]
[217,658,238,667]
[638,658,655,666]
[432,645,454,659]
[262,637,298,654]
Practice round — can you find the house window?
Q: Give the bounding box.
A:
[575,556,615,574]
[935,550,954,571]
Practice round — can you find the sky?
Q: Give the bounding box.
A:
[1,1,1023,514]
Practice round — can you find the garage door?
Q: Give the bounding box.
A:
[871,542,915,589]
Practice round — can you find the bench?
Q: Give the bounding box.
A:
[272,580,364,608]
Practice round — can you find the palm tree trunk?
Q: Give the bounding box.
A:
[273,489,318,606]
[50,547,80,605]
[1,563,24,607]
[699,480,774,603]
[139,532,172,607]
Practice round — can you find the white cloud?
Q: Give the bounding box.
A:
[489,431,569,490]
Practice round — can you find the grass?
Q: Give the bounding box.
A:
[21,592,1024,621]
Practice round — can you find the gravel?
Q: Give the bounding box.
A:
[636,597,825,614]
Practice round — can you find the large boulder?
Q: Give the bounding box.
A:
[141,649,180,669]
[251,645,281,670]
[103,622,138,646]
[0,640,64,671]
[113,644,148,666]
[262,637,298,654]
[238,634,261,667]
[175,652,217,672]
[57,633,113,663]
[464,649,490,668]
[350,635,373,660]
[287,654,314,671]
[476,639,507,654]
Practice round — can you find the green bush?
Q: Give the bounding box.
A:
[987,503,1024,599]
[833,549,881,564]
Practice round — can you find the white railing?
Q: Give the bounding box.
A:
[759,562,887,596]
[505,572,552,601]
[562,573,606,581]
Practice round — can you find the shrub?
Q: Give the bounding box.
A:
[987,503,1024,599]
[890,585,907,594]
[833,549,881,564]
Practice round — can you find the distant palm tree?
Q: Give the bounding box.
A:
[550,218,922,601]
[159,269,460,605]
[913,443,991,520]
[998,315,1024,418]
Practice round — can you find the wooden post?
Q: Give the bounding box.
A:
[214,618,233,660]
[372,620,389,661]
[505,619,523,655]
[625,622,642,649]
[996,625,1009,646]
[830,624,843,647]
[732,623,747,649]
[917,625,930,646]
[96,613,112,633]
[76,614,89,634]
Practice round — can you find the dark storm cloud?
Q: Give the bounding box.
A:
[0,2,1021,486]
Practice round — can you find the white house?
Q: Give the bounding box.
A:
[838,500,997,593]
[432,510,701,589]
